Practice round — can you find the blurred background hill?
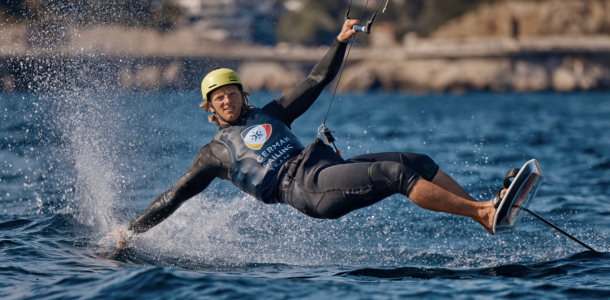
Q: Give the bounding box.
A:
[276,0,502,46]
[0,0,502,45]
[434,0,610,39]
[1,0,610,93]
[4,0,610,44]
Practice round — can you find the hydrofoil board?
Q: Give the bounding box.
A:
[493,159,543,235]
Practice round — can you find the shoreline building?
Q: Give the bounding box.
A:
[172,0,281,45]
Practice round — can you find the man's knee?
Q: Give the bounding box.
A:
[369,161,419,196]
[401,153,439,181]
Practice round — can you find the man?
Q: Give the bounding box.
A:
[109,19,501,249]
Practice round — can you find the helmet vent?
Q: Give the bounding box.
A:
[208,84,217,88]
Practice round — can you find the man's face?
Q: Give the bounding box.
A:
[209,85,243,124]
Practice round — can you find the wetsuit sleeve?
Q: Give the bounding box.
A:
[127,143,226,234]
[262,38,347,128]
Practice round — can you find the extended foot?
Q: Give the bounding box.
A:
[479,189,507,235]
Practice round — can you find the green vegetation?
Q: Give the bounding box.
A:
[277,0,346,46]
[1,0,498,44]
[278,0,498,46]
[0,0,183,31]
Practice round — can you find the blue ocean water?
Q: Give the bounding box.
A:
[1,91,610,299]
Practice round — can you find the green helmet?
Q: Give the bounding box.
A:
[201,68,243,102]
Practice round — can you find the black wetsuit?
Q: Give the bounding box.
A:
[128,39,439,234]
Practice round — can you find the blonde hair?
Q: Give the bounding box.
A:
[199,87,254,126]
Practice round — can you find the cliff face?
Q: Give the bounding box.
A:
[336,55,610,93]
[434,0,610,39]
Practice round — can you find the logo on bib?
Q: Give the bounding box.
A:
[241,124,272,150]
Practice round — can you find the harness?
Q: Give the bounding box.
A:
[213,108,305,203]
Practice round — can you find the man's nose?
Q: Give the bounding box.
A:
[220,95,231,105]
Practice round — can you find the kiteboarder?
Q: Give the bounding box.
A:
[108,19,503,249]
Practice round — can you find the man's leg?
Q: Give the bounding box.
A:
[431,169,477,201]
[288,160,413,219]
[431,169,507,204]
[418,163,503,233]
[408,178,495,234]
[348,152,482,202]
[287,158,496,234]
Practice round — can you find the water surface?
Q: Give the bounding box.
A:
[2,91,610,299]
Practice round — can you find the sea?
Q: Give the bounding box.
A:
[1,90,609,299]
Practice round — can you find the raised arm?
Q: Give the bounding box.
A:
[125,143,226,235]
[262,19,359,127]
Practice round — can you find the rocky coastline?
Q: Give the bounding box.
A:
[1,0,610,93]
[242,35,610,93]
